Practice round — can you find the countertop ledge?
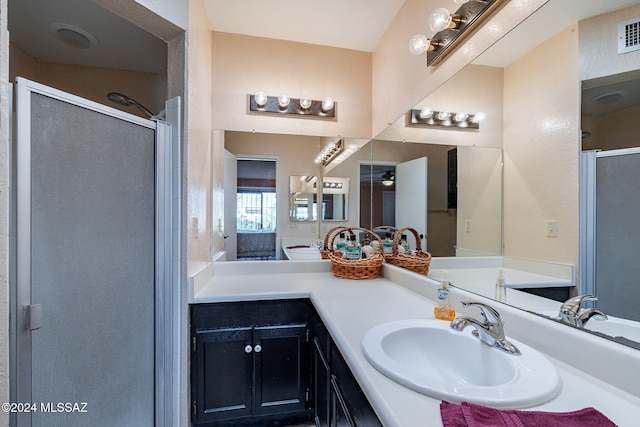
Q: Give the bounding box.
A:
[192,261,640,427]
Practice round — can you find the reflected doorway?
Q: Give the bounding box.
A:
[236,159,277,260]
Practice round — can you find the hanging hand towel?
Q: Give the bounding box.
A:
[440,401,617,427]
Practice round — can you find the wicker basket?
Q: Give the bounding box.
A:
[385,227,432,275]
[328,227,384,280]
[321,226,351,259]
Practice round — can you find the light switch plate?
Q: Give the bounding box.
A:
[547,220,558,238]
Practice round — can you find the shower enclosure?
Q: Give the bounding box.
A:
[11,78,180,426]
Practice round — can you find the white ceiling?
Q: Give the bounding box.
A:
[203,0,406,52]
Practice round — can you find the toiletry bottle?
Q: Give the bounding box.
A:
[434,271,456,321]
[495,268,507,302]
[383,232,393,254]
[400,234,411,255]
[371,237,381,253]
[361,235,374,259]
[345,235,361,260]
[335,232,347,251]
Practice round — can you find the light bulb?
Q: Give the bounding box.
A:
[453,112,468,122]
[436,111,451,121]
[321,97,335,112]
[471,112,486,123]
[299,97,312,109]
[254,91,268,107]
[419,108,433,119]
[429,8,455,32]
[409,34,428,55]
[278,95,290,108]
[453,0,469,4]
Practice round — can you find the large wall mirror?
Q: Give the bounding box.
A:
[223,0,640,349]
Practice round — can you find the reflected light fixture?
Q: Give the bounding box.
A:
[409,0,505,66]
[381,171,395,187]
[249,93,336,119]
[408,108,485,129]
[314,139,344,166]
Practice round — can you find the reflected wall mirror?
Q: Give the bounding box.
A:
[223,0,640,349]
[289,176,349,222]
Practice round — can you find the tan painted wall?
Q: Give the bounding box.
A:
[583,104,640,151]
[503,25,580,266]
[371,0,549,137]
[579,4,640,82]
[211,32,372,139]
[9,44,167,117]
[186,0,215,274]
[457,146,503,256]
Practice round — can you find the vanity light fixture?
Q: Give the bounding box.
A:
[407,109,485,130]
[313,181,344,189]
[314,139,344,166]
[248,93,336,119]
[409,0,505,66]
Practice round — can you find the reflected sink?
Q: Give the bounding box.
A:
[361,319,561,408]
[283,245,322,260]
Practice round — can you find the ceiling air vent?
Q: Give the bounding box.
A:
[618,16,640,54]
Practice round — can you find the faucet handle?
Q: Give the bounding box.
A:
[461,301,502,324]
[559,295,597,316]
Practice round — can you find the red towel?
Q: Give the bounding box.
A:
[440,401,617,427]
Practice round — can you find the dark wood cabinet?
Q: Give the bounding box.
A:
[191,299,381,427]
[191,300,311,426]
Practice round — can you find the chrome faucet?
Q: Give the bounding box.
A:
[556,295,608,328]
[450,301,521,355]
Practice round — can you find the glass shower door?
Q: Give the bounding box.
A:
[15,78,156,426]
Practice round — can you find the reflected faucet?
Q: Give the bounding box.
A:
[450,301,521,355]
[556,295,608,328]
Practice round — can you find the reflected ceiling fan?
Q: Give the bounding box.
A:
[382,171,395,186]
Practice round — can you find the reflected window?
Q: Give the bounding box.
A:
[237,191,276,231]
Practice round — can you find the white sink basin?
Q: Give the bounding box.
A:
[361,318,561,408]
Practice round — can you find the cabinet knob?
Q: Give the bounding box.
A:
[254,344,262,353]
[244,345,253,353]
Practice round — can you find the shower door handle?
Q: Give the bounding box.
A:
[24,304,42,331]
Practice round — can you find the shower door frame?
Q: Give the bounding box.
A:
[13,77,178,426]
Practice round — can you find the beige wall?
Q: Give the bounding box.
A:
[457,146,503,256]
[186,0,215,273]
[583,104,640,151]
[503,25,580,266]
[579,4,640,82]
[375,64,504,148]
[9,44,167,117]
[211,32,372,139]
[371,0,549,137]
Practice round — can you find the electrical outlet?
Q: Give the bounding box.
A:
[465,220,472,233]
[546,220,558,238]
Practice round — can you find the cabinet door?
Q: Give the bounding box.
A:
[254,324,308,416]
[330,375,355,427]
[194,327,254,424]
[313,337,331,427]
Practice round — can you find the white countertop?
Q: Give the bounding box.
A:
[192,261,640,427]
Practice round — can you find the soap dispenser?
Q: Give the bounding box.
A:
[495,268,507,302]
[434,271,456,321]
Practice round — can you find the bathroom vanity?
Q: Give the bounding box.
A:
[189,260,640,426]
